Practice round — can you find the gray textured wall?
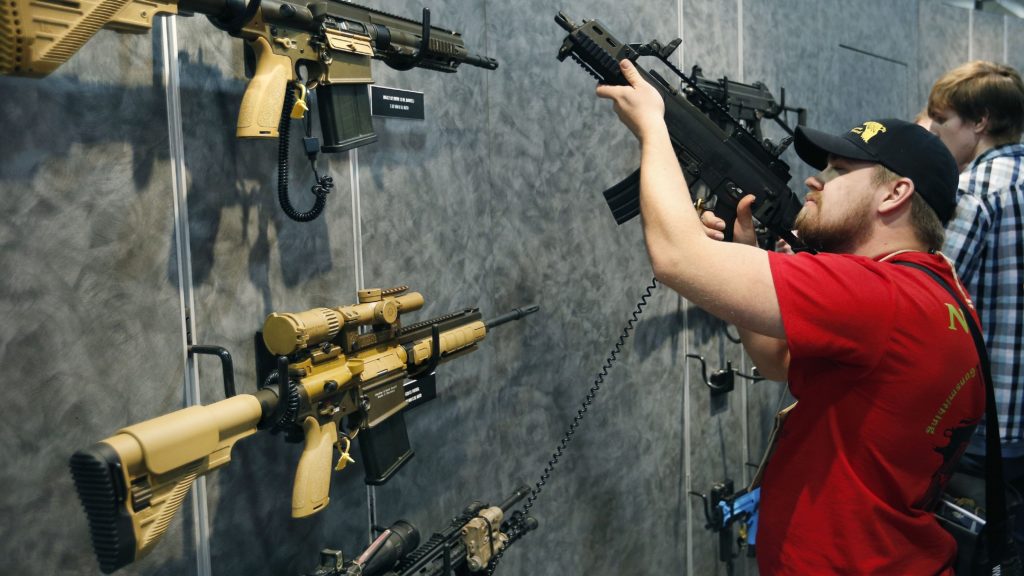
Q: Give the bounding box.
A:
[0,1,1014,575]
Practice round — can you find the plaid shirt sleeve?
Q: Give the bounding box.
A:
[940,144,1024,452]
[942,190,992,287]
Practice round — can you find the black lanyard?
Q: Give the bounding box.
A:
[894,260,1008,568]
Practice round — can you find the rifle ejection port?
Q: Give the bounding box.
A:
[725,182,743,200]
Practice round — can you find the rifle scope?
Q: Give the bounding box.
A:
[358,520,420,576]
[263,288,425,356]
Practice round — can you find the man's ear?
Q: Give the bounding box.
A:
[878,177,915,215]
[975,112,990,135]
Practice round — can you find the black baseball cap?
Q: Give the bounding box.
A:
[794,118,959,223]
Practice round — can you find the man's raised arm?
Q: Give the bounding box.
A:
[596,59,785,339]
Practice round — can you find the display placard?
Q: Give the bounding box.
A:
[370,86,425,120]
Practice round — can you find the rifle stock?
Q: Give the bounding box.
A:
[68,392,274,573]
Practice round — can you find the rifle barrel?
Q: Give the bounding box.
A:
[485,305,539,329]
[498,485,532,512]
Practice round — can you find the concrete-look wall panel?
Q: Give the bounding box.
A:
[824,0,917,125]
[804,0,915,132]
[744,0,830,189]
[972,10,1006,64]
[683,0,740,79]
[686,309,753,576]
[918,2,969,116]
[478,2,687,574]
[0,26,193,576]
[1007,18,1024,77]
[830,50,910,127]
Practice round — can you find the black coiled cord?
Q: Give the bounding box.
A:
[261,370,300,433]
[277,84,334,222]
[487,278,658,574]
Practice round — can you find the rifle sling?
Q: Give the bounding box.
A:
[893,260,1009,568]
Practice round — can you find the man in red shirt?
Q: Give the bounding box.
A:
[597,60,985,574]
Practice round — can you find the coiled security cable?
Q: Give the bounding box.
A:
[277,84,334,222]
[487,278,658,574]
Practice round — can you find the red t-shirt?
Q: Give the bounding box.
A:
[758,250,985,575]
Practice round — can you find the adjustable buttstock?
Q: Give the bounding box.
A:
[1,0,178,77]
[69,394,264,573]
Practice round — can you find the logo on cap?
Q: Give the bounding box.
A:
[850,121,887,143]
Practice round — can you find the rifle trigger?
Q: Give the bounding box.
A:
[290,84,310,119]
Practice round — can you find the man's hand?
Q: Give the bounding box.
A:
[595,59,666,141]
[699,195,759,246]
[774,237,796,255]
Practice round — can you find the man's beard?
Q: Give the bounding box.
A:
[794,193,873,254]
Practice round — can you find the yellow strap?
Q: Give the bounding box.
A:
[290,84,309,120]
[334,435,356,471]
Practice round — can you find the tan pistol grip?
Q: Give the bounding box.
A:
[236,36,292,139]
[291,417,337,518]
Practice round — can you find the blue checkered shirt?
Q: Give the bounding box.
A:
[942,143,1024,457]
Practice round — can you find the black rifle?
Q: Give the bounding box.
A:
[303,486,538,576]
[555,13,807,251]
[687,66,807,142]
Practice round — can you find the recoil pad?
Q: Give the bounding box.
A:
[69,443,135,574]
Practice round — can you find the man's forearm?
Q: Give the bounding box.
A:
[636,127,783,336]
[737,326,789,381]
[638,127,707,269]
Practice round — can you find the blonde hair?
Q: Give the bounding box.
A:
[873,165,945,251]
[928,60,1024,145]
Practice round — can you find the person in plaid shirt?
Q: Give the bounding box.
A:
[928,60,1024,540]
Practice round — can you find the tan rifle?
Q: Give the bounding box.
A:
[69,286,536,573]
[1,0,496,147]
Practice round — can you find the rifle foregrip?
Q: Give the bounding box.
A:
[292,417,337,518]
[70,443,135,574]
[237,35,292,139]
[407,321,487,365]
